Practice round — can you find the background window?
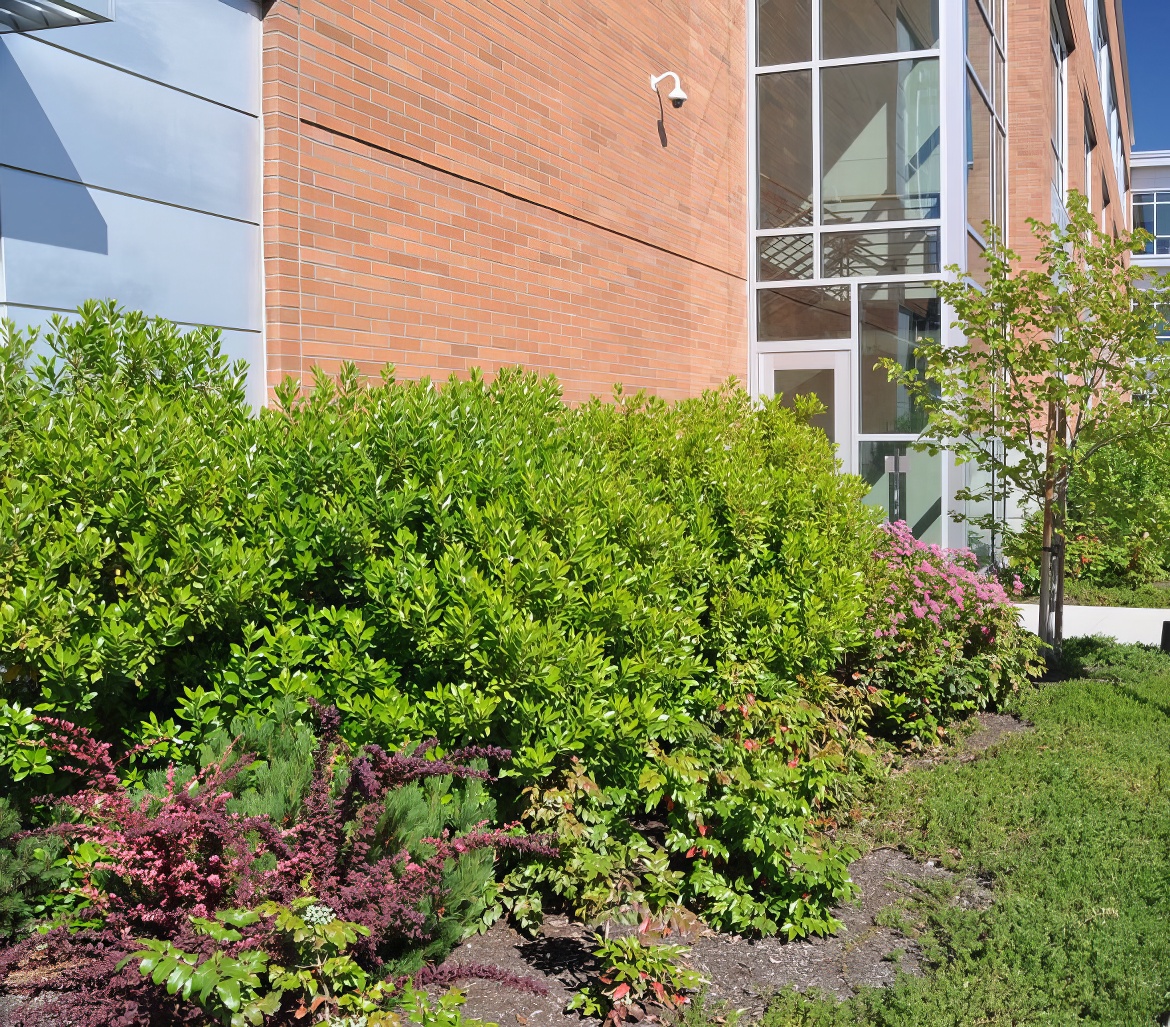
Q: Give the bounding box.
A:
[1051,19,1067,221]
[966,0,992,91]
[966,75,993,234]
[1133,192,1170,255]
[821,58,940,223]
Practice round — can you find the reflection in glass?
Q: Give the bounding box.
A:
[860,442,942,543]
[966,0,992,90]
[967,231,988,286]
[1135,194,1156,253]
[966,74,992,233]
[859,283,939,434]
[994,45,1005,115]
[822,0,938,59]
[758,286,851,341]
[821,59,940,223]
[773,368,835,441]
[994,125,1006,229]
[758,234,814,280]
[758,0,811,66]
[822,227,939,277]
[759,71,814,228]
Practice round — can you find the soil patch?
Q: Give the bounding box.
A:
[448,850,992,1025]
[960,712,1031,755]
[896,711,1032,774]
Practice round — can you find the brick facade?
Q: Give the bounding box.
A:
[262,0,748,403]
[1006,0,1131,266]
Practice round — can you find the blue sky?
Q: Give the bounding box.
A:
[1124,0,1170,151]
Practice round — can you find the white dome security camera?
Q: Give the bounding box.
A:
[650,72,687,109]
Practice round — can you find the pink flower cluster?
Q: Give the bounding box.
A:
[873,520,1018,642]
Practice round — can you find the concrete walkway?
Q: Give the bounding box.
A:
[1016,603,1170,645]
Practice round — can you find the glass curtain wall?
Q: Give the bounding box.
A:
[752,0,947,542]
[965,0,1007,253]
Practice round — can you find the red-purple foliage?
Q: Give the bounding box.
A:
[37,718,288,933]
[408,961,550,996]
[0,705,557,1027]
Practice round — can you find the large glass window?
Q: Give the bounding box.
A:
[758,286,851,340]
[1134,192,1170,255]
[821,0,938,59]
[859,283,939,434]
[749,0,960,541]
[821,58,940,224]
[757,0,811,66]
[758,71,813,228]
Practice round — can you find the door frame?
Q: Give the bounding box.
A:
[757,346,854,473]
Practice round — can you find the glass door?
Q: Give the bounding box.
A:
[757,349,853,472]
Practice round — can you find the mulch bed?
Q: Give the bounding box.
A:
[0,714,1027,1026]
[448,712,1024,1025]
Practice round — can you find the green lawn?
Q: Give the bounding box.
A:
[763,639,1170,1026]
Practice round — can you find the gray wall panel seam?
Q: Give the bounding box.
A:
[2,300,261,335]
[12,33,259,118]
[0,163,261,226]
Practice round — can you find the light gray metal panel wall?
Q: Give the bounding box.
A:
[1,34,260,221]
[25,0,261,115]
[1,167,261,327]
[1133,166,1170,192]
[0,0,264,397]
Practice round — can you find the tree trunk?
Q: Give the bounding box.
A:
[1037,402,1058,650]
[1053,412,1069,650]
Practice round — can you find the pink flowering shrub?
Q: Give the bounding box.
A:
[850,522,1040,743]
[0,704,556,1026]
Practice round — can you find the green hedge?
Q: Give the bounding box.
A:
[0,304,1032,940]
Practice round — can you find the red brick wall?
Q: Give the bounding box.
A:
[1006,0,1131,267]
[262,0,748,403]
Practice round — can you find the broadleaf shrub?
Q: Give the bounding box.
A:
[0,305,1040,946]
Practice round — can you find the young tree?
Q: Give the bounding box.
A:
[885,191,1170,650]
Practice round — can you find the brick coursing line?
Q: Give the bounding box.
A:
[261,0,749,404]
[302,117,747,281]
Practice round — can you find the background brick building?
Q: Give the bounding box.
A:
[1006,0,1131,264]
